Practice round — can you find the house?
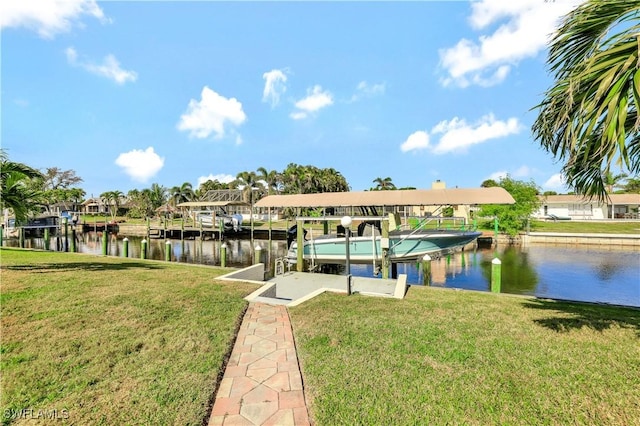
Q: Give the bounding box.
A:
[81,198,109,215]
[533,194,640,220]
[409,181,475,221]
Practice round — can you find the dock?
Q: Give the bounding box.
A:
[147,226,288,240]
[224,266,408,307]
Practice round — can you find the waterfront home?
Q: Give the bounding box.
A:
[533,193,640,220]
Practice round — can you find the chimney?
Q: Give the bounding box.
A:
[431,180,446,190]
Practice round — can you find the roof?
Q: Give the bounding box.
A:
[540,194,640,204]
[177,201,248,207]
[254,187,515,208]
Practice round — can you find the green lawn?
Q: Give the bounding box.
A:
[528,219,640,234]
[290,289,640,425]
[0,249,258,425]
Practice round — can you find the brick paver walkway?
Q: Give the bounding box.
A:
[208,303,311,425]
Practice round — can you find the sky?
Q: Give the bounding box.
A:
[1,0,585,198]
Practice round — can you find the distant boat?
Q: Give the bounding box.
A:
[178,200,249,233]
[286,216,481,266]
[195,210,243,232]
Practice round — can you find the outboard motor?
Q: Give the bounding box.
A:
[287,224,307,248]
[357,221,381,237]
[231,214,243,232]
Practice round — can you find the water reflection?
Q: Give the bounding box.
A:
[5,234,639,307]
[355,244,639,307]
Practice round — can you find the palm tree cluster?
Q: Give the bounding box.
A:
[532,0,640,200]
[0,150,44,223]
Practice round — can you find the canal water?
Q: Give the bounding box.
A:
[6,233,639,307]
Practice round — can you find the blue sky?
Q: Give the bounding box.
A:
[2,0,583,198]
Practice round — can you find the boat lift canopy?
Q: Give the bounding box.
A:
[177,201,248,208]
[254,187,515,208]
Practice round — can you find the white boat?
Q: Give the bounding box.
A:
[195,210,243,232]
[286,215,482,266]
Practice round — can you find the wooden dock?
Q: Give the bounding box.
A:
[147,226,288,240]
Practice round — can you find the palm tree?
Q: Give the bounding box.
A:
[532,0,640,201]
[234,171,263,203]
[603,171,628,194]
[148,183,167,210]
[256,167,281,195]
[100,190,124,221]
[170,182,194,207]
[0,151,44,223]
[282,163,304,194]
[372,177,396,191]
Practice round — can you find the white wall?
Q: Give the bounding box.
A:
[533,203,606,220]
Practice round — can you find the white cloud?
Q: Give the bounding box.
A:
[197,174,235,186]
[177,86,247,139]
[0,0,108,38]
[66,47,137,84]
[439,0,581,88]
[262,69,288,107]
[513,165,532,177]
[400,131,430,153]
[357,81,385,95]
[487,171,508,181]
[430,113,521,154]
[289,111,308,120]
[544,173,566,189]
[290,85,333,119]
[115,147,164,183]
[351,81,386,101]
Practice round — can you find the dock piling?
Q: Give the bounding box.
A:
[491,257,502,293]
[422,254,432,286]
[220,243,227,267]
[254,244,262,265]
[141,239,147,259]
[101,230,108,256]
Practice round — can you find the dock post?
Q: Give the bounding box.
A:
[64,218,69,252]
[493,217,499,241]
[254,244,262,265]
[141,239,148,259]
[381,219,390,279]
[19,227,25,248]
[44,228,50,250]
[146,217,150,241]
[163,217,167,241]
[123,237,129,258]
[220,243,227,267]
[101,230,108,256]
[165,240,171,262]
[70,228,76,253]
[422,254,432,286]
[491,257,502,293]
[296,219,304,272]
[0,225,3,247]
[391,262,398,279]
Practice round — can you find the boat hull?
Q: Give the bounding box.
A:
[287,230,482,265]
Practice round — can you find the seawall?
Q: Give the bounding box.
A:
[522,232,640,247]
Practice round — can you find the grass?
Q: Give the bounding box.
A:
[528,219,640,234]
[290,289,640,425]
[0,248,258,425]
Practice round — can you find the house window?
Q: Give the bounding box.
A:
[569,204,592,216]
